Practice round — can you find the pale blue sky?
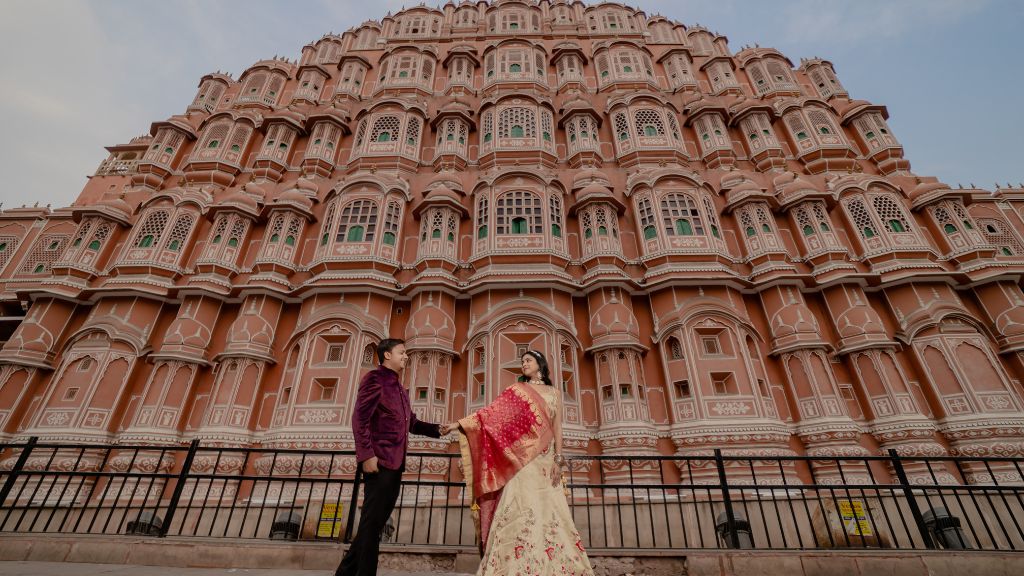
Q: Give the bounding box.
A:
[1,0,1022,209]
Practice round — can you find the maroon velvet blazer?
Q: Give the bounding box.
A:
[352,365,442,471]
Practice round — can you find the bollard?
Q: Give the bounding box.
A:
[922,507,972,550]
[715,510,754,549]
[270,511,303,540]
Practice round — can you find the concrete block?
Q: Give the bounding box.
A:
[633,557,688,576]
[855,555,925,576]
[65,541,131,564]
[25,540,72,562]
[0,539,32,561]
[454,552,481,574]
[126,541,194,568]
[801,554,858,576]
[231,544,305,569]
[184,544,239,568]
[920,553,1013,576]
[685,554,725,576]
[729,554,804,576]
[303,546,343,570]
[592,556,636,576]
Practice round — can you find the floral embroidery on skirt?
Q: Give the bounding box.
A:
[476,388,594,576]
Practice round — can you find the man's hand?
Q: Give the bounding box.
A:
[362,456,379,474]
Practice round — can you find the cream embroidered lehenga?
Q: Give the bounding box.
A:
[458,382,594,576]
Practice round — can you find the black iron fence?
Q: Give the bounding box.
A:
[0,438,1022,552]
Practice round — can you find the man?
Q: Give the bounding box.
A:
[336,338,452,576]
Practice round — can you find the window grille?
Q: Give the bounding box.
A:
[21,234,70,274]
[135,210,170,248]
[638,197,657,239]
[337,200,378,243]
[0,237,19,271]
[498,108,536,139]
[382,201,401,246]
[979,218,1024,255]
[370,115,401,143]
[163,214,195,252]
[495,191,542,235]
[634,109,666,137]
[872,195,912,233]
[477,195,489,240]
[661,194,704,236]
[846,199,876,239]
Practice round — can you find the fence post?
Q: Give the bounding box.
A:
[343,466,363,544]
[160,438,200,537]
[888,448,935,549]
[0,436,38,507]
[714,449,741,549]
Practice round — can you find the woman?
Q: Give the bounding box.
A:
[450,350,594,576]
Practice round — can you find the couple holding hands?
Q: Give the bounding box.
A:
[336,338,594,576]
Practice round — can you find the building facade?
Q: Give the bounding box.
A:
[1,0,1024,487]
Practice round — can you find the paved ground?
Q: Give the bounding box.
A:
[0,562,473,576]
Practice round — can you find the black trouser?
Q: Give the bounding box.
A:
[336,466,403,576]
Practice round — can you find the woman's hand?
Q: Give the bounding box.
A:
[550,454,564,487]
[440,422,458,435]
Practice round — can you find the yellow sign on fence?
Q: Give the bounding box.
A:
[317,502,344,538]
[837,499,873,536]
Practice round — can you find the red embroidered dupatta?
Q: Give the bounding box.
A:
[457,382,554,551]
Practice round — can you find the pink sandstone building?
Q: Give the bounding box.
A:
[2,0,1024,488]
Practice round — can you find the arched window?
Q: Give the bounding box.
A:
[317,202,338,251]
[476,195,489,239]
[382,201,401,246]
[766,60,793,86]
[498,108,536,139]
[668,337,684,360]
[405,117,421,147]
[702,196,722,239]
[482,111,493,145]
[634,109,666,137]
[495,191,542,235]
[370,115,400,143]
[581,210,593,239]
[978,217,1024,256]
[637,197,657,240]
[846,199,876,239]
[241,72,267,97]
[872,195,912,234]
[162,214,195,253]
[549,194,563,238]
[134,210,169,249]
[661,194,704,237]
[267,214,285,244]
[614,113,629,141]
[807,109,840,141]
[337,200,378,243]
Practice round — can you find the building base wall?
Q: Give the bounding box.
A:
[0,533,1021,575]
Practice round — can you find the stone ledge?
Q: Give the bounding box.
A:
[0,534,1022,576]
[685,551,1024,576]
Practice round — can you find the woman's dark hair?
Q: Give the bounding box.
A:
[519,349,553,386]
[377,338,405,364]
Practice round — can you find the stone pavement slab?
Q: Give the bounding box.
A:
[0,562,473,576]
